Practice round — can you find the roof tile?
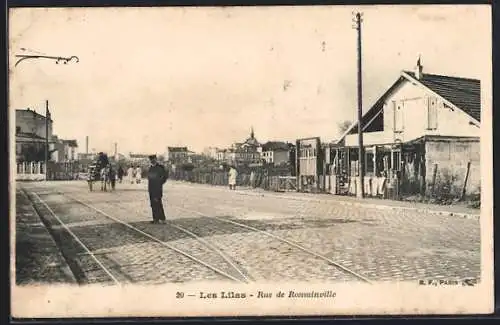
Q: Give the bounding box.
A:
[404,71,481,121]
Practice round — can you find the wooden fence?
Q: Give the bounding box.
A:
[16,161,46,181]
[16,161,81,181]
[169,169,296,192]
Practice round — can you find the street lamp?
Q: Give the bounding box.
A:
[14,52,80,181]
[14,54,80,67]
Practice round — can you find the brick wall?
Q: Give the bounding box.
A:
[425,138,480,198]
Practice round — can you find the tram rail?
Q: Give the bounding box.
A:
[170,204,374,284]
[23,187,249,285]
[93,189,373,284]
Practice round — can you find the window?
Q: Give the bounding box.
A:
[427,96,438,130]
[16,126,21,134]
[393,100,404,132]
[366,152,374,174]
[392,151,401,171]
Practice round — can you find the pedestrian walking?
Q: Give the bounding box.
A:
[100,165,109,191]
[117,166,124,183]
[135,166,142,184]
[147,155,168,224]
[87,164,96,191]
[228,165,238,190]
[109,166,116,191]
[127,165,135,184]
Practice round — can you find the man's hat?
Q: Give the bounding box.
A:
[148,154,157,160]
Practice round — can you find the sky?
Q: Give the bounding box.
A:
[9,5,491,155]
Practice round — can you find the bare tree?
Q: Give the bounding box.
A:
[337,120,352,134]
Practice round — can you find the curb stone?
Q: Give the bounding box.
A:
[17,188,78,284]
[232,191,481,221]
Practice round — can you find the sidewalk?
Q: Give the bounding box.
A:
[167,180,482,220]
[15,189,77,285]
[76,179,481,220]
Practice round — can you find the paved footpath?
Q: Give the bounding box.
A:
[16,180,481,284]
[15,188,76,285]
[168,181,481,219]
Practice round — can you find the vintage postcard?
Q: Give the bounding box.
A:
[9,5,493,318]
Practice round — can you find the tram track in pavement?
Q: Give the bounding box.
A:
[22,187,250,285]
[21,188,125,285]
[63,191,253,284]
[170,205,374,284]
[102,189,374,284]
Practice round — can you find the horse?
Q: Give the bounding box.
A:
[100,166,111,191]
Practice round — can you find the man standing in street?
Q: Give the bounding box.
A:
[147,155,168,224]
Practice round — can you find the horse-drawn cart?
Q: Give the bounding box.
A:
[87,152,114,192]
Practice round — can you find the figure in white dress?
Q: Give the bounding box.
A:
[127,166,135,184]
[228,166,238,190]
[135,166,142,184]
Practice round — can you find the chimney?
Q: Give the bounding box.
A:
[85,136,89,154]
[415,56,423,80]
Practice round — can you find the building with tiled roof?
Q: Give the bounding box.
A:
[402,71,480,122]
[329,58,481,200]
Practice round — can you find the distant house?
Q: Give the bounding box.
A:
[15,108,54,162]
[166,147,189,164]
[225,127,262,166]
[216,149,227,162]
[15,108,79,165]
[261,141,293,165]
[62,140,78,161]
[203,147,219,160]
[187,151,207,165]
[333,59,481,199]
[127,153,150,166]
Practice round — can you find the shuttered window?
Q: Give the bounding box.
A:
[393,100,404,132]
[427,96,438,130]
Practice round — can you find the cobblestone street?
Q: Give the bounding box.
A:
[15,180,481,285]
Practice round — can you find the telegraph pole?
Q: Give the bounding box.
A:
[45,100,49,180]
[353,11,365,198]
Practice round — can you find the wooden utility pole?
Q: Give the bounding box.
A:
[353,12,365,198]
[45,100,49,181]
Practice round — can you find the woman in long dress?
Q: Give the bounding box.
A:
[127,166,135,184]
[228,166,238,190]
[135,166,142,184]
